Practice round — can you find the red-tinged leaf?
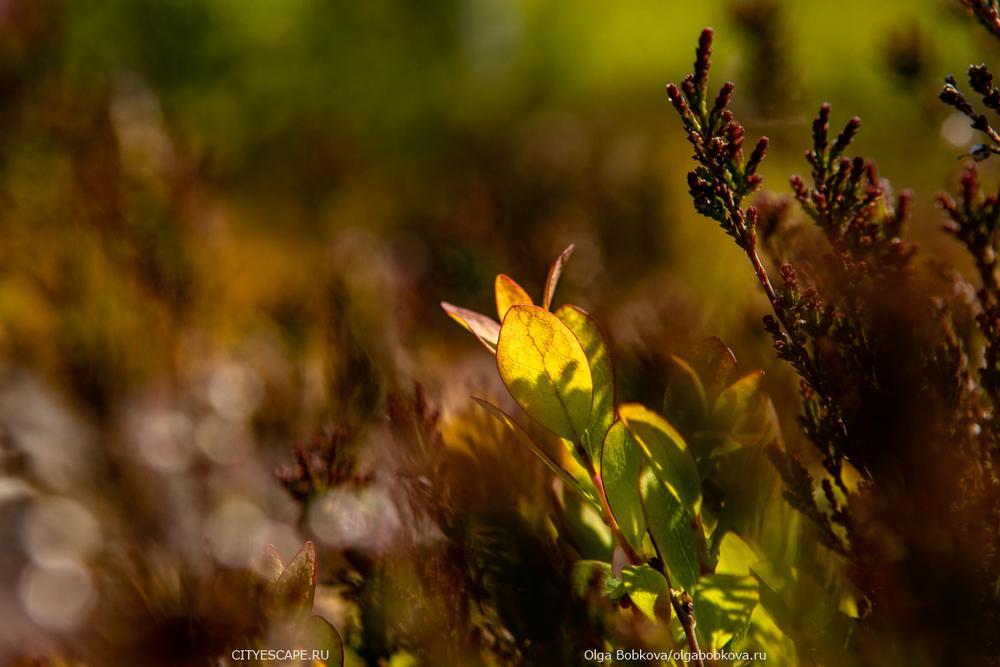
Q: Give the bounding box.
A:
[543,244,575,310]
[495,274,533,320]
[441,302,500,353]
[255,544,285,584]
[272,541,317,617]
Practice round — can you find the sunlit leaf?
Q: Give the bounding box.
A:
[495,274,533,320]
[715,532,759,576]
[640,471,700,591]
[693,574,759,651]
[622,564,672,622]
[619,404,701,513]
[471,397,597,507]
[272,541,317,617]
[601,421,645,553]
[556,304,615,463]
[441,302,500,353]
[563,490,614,560]
[496,305,593,442]
[713,370,764,429]
[543,244,575,310]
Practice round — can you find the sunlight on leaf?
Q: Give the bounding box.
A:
[619,404,701,513]
[715,532,759,576]
[693,574,759,651]
[601,420,645,553]
[441,302,500,353]
[496,305,593,442]
[495,274,533,320]
[640,471,700,591]
[543,244,575,310]
[564,489,614,559]
[556,304,615,464]
[622,564,671,622]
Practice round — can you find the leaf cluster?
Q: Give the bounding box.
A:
[444,248,783,661]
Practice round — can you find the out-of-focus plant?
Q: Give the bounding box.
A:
[669,25,1000,665]
[247,541,344,667]
[443,247,787,664]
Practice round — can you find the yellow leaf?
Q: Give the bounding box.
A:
[497,304,593,442]
[495,274,533,320]
[556,305,615,465]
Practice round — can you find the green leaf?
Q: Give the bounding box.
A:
[304,615,345,667]
[692,574,759,651]
[622,564,672,622]
[471,397,598,507]
[563,485,614,560]
[496,305,593,442]
[715,532,759,576]
[556,304,615,464]
[271,541,317,617]
[441,302,500,353]
[601,421,645,553]
[543,244,575,310]
[619,404,701,513]
[571,560,624,599]
[713,370,764,430]
[495,274,533,320]
[640,471,700,591]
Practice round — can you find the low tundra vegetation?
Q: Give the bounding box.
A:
[443,247,798,663]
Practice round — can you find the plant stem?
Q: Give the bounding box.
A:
[670,588,705,667]
[591,472,642,565]
[642,554,704,667]
[580,442,703,665]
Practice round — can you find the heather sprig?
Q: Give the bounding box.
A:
[671,24,1000,663]
[667,31,869,500]
[939,164,1000,398]
[940,65,1000,161]
[958,0,1000,41]
[790,104,914,277]
[666,28,769,252]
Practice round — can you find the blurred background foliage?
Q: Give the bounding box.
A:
[0,0,997,665]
